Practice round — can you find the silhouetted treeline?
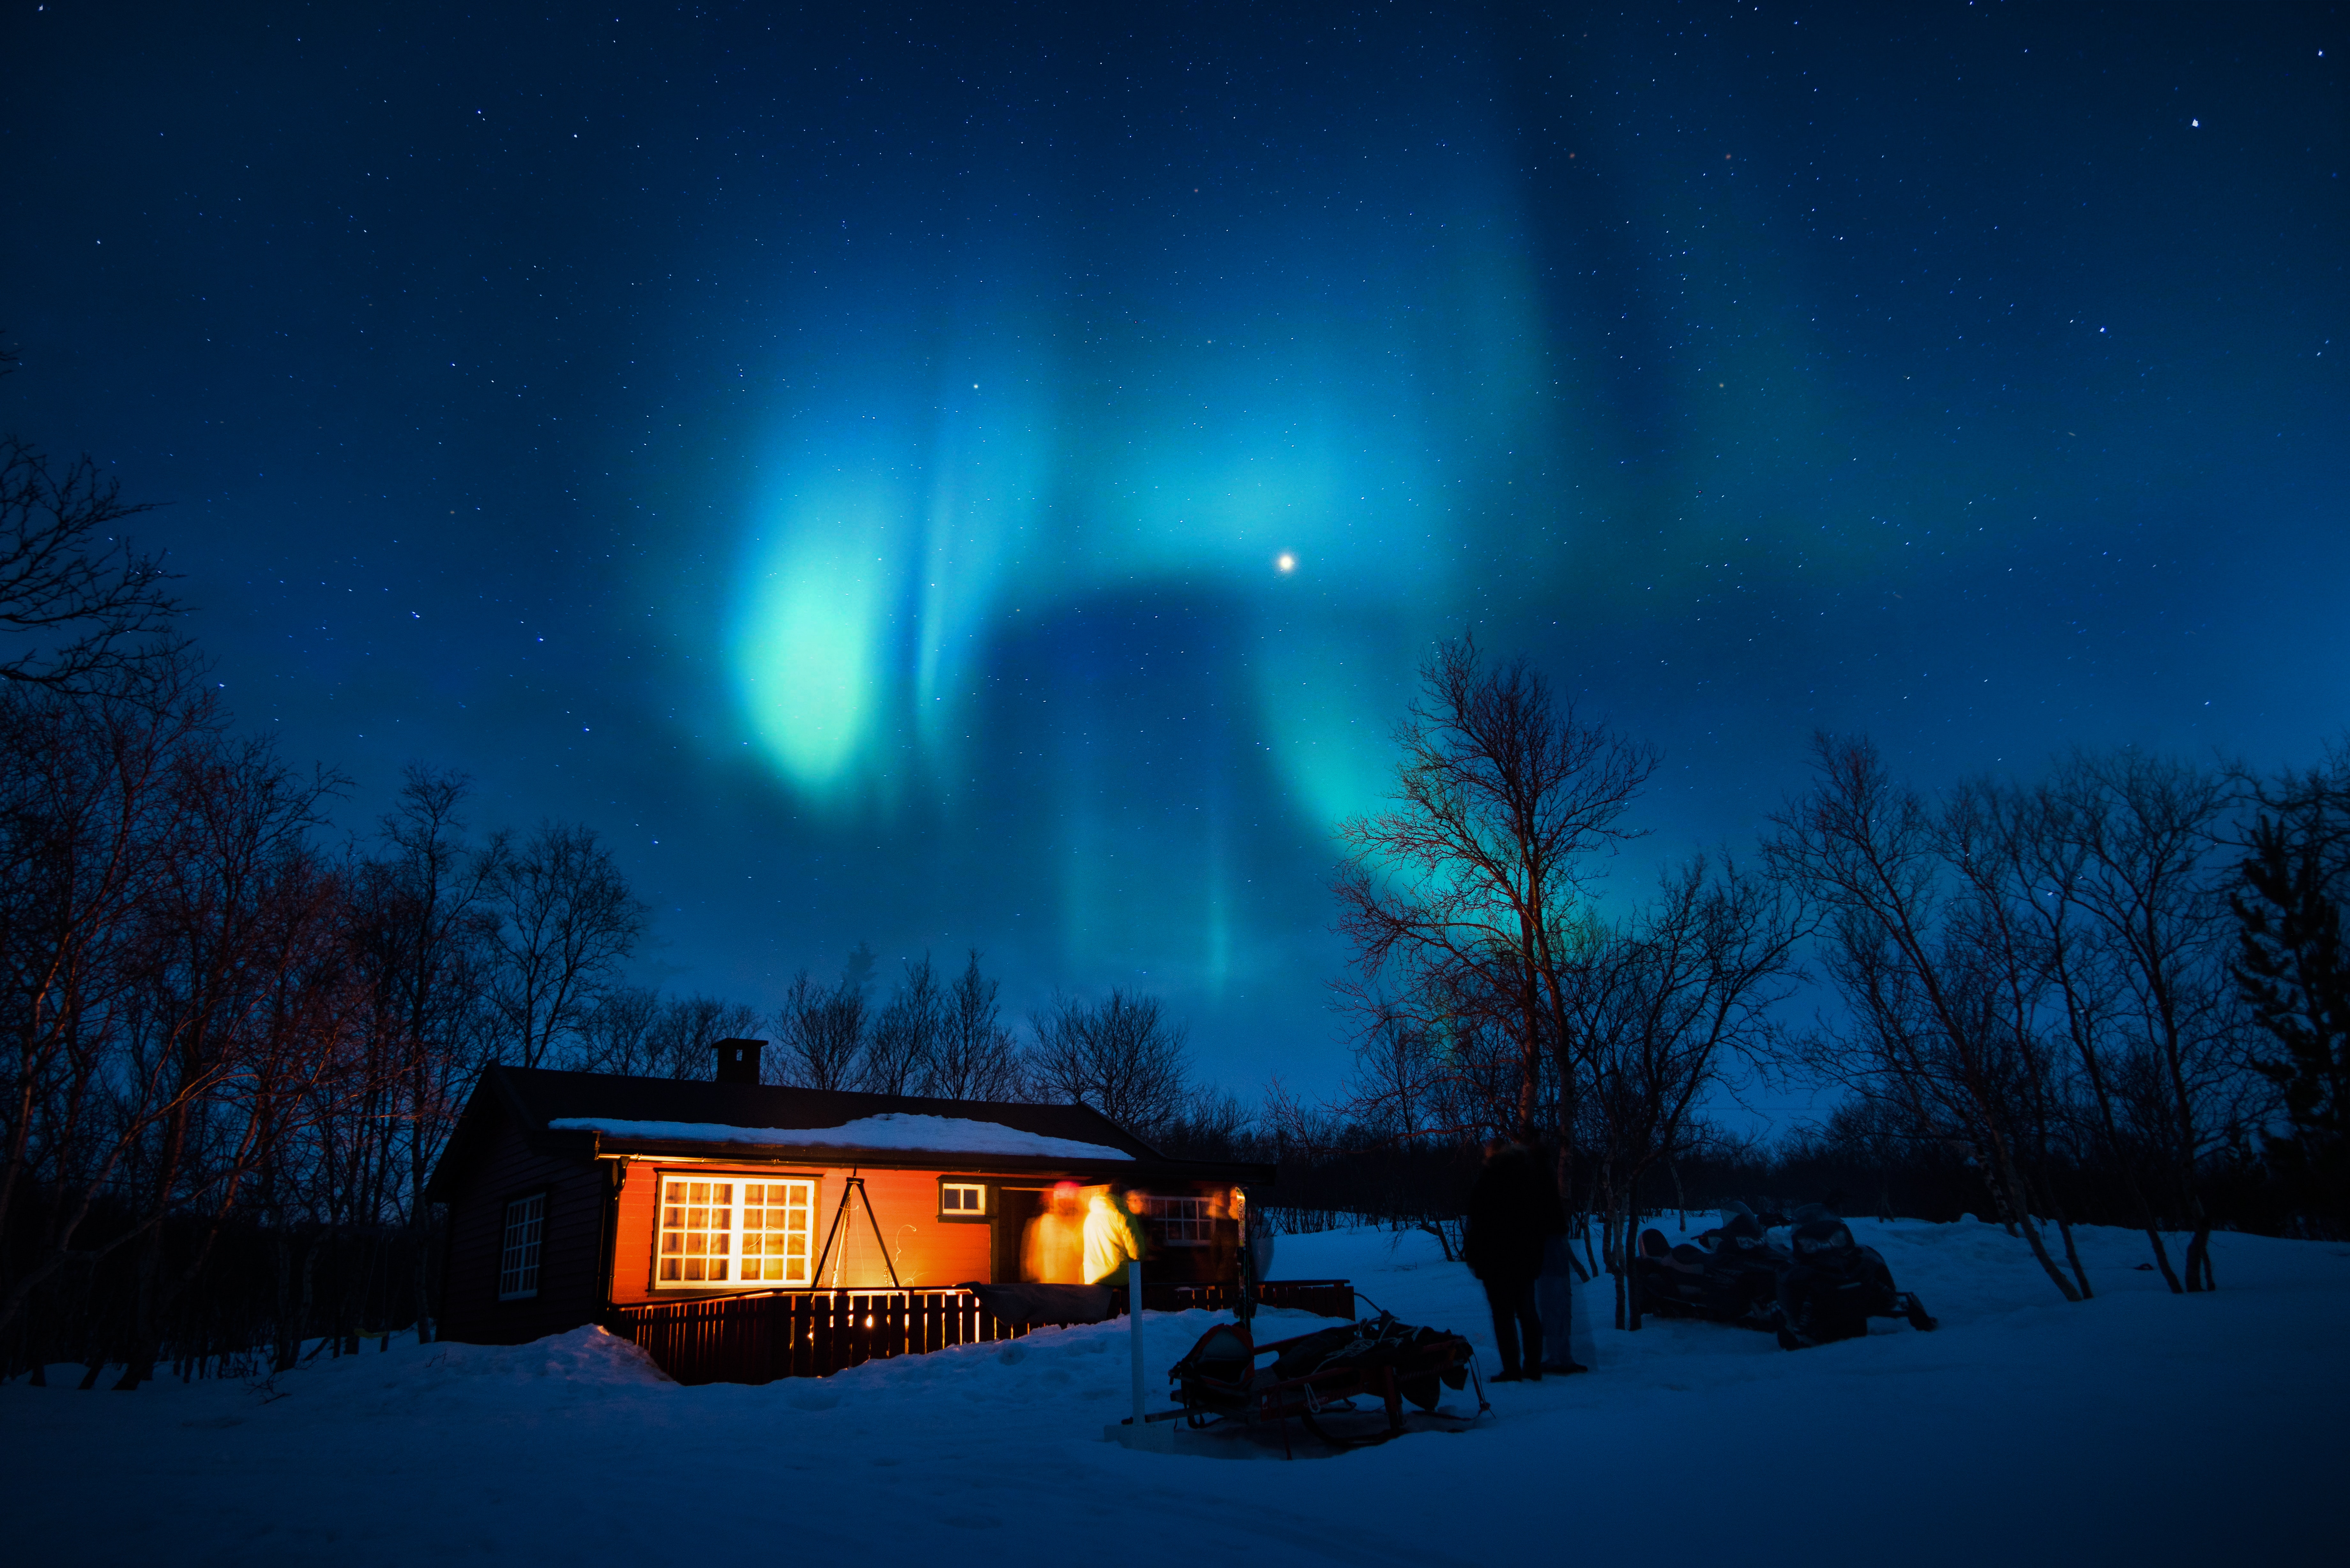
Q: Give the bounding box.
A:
[1300,637,2350,1324]
[0,646,1230,1383]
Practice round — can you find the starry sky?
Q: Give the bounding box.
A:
[3,2,2342,1102]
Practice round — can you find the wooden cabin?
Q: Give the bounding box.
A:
[425,1041,1277,1351]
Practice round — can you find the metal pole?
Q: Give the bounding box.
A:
[1127,1257,1146,1427]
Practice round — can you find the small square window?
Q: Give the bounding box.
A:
[499,1192,546,1299]
[940,1182,986,1217]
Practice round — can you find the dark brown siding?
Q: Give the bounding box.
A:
[438,1121,605,1346]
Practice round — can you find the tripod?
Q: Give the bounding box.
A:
[808,1172,902,1289]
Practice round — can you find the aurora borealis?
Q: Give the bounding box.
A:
[3,3,2342,1096]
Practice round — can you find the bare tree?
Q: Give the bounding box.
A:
[1027,989,1190,1139]
[644,994,764,1080]
[2016,750,2249,1288]
[2234,739,2350,1233]
[1333,636,1657,1147]
[1157,1086,1262,1159]
[1767,734,2085,1303]
[0,434,185,697]
[1567,855,1807,1328]
[0,665,227,1339]
[111,724,350,1387]
[865,954,944,1095]
[921,951,1025,1101]
[577,985,665,1076]
[1340,1004,1461,1146]
[772,946,874,1091]
[351,768,503,1343]
[485,822,650,1069]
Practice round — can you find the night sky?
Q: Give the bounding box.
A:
[4,3,2342,1102]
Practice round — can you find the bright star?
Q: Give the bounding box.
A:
[1275,552,1296,573]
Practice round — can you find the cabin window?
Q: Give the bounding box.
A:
[939,1182,987,1218]
[1145,1195,1211,1246]
[656,1176,815,1288]
[498,1192,546,1300]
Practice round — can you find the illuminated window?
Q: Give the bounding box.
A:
[738,1180,815,1284]
[498,1192,545,1299]
[940,1182,986,1217]
[656,1176,814,1288]
[1146,1195,1211,1246]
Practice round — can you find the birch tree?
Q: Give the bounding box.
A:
[1332,635,1656,1152]
[1767,734,2086,1303]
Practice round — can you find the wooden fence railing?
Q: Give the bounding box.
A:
[605,1278,1356,1386]
[606,1289,1015,1386]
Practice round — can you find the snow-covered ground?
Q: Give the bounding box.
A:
[6,1218,2343,1565]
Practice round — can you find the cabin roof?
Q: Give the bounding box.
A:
[426,1065,1272,1200]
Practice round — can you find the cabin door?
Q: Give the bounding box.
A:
[994,1186,1047,1283]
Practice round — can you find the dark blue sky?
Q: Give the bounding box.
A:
[4,1,2342,1103]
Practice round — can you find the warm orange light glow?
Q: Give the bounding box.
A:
[1082,1187,1131,1284]
[1022,1183,1086,1283]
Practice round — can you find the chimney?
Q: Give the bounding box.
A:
[713,1038,766,1085]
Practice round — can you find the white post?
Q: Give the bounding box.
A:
[1127,1257,1146,1427]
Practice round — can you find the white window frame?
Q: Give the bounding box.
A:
[940,1181,987,1217]
[653,1172,817,1290]
[1146,1195,1212,1247]
[498,1192,546,1300]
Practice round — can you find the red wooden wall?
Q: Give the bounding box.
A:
[609,1163,996,1303]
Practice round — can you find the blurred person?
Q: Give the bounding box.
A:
[1464,1138,1564,1382]
[1082,1185,1144,1284]
[1022,1182,1085,1283]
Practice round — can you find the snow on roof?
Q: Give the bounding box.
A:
[545,1112,1135,1162]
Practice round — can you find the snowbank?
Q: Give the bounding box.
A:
[6,1219,2343,1565]
[546,1112,1134,1161]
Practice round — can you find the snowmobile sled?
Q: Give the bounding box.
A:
[1634,1203,1937,1349]
[1166,1311,1482,1455]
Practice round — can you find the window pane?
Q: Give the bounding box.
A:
[658,1172,812,1289]
[499,1193,545,1299]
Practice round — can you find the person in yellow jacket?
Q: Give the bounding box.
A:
[1081,1185,1149,1285]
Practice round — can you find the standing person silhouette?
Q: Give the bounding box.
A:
[1463,1137,1564,1382]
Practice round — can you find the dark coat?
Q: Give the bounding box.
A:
[1462,1144,1565,1283]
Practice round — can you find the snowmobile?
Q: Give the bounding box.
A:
[1165,1311,1481,1455]
[1635,1202,1937,1350]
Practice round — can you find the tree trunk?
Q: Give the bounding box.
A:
[2142,1227,2183,1292]
[273,1226,298,1372]
[410,1057,436,1344]
[2051,1209,2094,1300]
[2184,1223,2217,1292]
[114,1231,162,1391]
[1989,1137,2082,1303]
